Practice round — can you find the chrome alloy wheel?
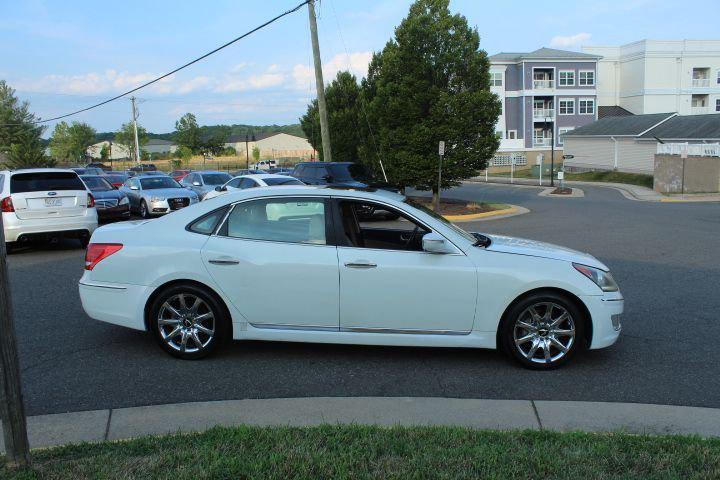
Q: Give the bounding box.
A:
[157,293,215,353]
[513,302,575,364]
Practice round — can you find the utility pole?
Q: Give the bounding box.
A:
[0,218,30,468]
[130,96,141,164]
[245,134,250,169]
[307,0,332,162]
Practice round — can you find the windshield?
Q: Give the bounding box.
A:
[403,198,477,244]
[202,173,232,185]
[82,176,114,191]
[328,164,374,183]
[263,177,304,186]
[139,177,182,190]
[104,175,125,184]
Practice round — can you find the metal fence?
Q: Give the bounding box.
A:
[657,143,720,157]
[490,153,527,167]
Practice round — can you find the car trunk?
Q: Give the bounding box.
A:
[10,172,89,220]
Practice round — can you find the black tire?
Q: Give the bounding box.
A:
[139,200,150,219]
[501,291,586,370]
[78,233,90,249]
[149,284,230,360]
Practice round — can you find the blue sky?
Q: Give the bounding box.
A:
[1,0,718,135]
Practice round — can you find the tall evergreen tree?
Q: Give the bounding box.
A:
[362,0,501,202]
[0,80,52,168]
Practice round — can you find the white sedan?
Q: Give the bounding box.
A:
[79,187,622,369]
[202,174,304,201]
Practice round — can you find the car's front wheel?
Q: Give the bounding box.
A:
[139,200,150,218]
[148,284,230,360]
[502,292,586,370]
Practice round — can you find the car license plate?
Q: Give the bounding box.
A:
[45,198,62,207]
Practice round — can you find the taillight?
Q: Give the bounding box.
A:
[87,193,95,208]
[85,243,123,270]
[1,196,14,213]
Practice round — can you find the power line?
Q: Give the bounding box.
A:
[3,0,309,126]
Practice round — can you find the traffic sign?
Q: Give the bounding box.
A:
[438,141,445,156]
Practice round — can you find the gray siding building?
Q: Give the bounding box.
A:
[489,48,601,163]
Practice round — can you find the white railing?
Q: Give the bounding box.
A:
[533,108,555,119]
[692,78,710,88]
[691,106,708,115]
[533,138,553,147]
[533,79,554,89]
[491,153,527,167]
[657,143,720,157]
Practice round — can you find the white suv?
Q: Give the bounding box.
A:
[1,169,98,251]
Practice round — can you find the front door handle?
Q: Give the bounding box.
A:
[208,257,240,265]
[344,261,377,269]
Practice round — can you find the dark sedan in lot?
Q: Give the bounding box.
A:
[80,175,131,221]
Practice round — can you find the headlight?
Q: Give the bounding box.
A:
[573,263,619,292]
[151,196,162,203]
[118,196,129,205]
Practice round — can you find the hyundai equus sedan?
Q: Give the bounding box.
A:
[79,187,623,369]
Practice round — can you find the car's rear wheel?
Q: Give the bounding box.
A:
[502,292,586,370]
[139,200,150,218]
[149,284,230,360]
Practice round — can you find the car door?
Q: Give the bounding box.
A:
[120,178,141,210]
[201,196,339,329]
[333,198,477,334]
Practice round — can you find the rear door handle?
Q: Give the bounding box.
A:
[344,261,377,269]
[208,257,240,265]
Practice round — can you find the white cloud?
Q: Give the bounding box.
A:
[550,33,592,49]
[291,51,372,90]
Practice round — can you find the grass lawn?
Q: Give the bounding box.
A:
[2,425,719,479]
[493,169,654,188]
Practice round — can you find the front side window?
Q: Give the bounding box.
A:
[559,71,575,86]
[579,71,595,86]
[559,99,575,115]
[222,198,327,245]
[579,99,595,115]
[226,178,242,188]
[239,178,257,189]
[201,173,232,185]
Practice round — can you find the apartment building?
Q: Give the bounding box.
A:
[489,48,601,161]
[583,40,720,116]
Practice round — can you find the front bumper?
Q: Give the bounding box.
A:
[581,290,624,350]
[148,197,196,215]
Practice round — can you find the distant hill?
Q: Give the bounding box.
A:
[95,123,305,143]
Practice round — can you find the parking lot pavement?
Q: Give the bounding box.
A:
[8,183,720,416]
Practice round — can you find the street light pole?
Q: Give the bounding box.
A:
[245,134,249,169]
[307,0,332,162]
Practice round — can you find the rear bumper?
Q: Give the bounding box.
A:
[3,211,98,243]
[79,276,149,331]
[581,291,624,350]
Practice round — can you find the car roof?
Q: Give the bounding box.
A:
[238,174,295,180]
[209,185,404,203]
[0,168,79,175]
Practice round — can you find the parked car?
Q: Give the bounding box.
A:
[266,167,293,175]
[1,168,97,251]
[80,175,130,222]
[253,160,277,170]
[291,162,398,192]
[231,169,263,176]
[180,171,233,200]
[103,172,130,188]
[170,169,192,182]
[79,186,622,368]
[72,167,105,176]
[86,162,111,171]
[119,175,198,218]
[128,163,158,172]
[134,171,168,177]
[203,174,304,201]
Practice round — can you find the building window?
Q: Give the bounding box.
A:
[717,70,720,84]
[579,71,595,86]
[558,127,574,145]
[579,98,595,115]
[559,99,575,115]
[506,130,517,140]
[716,99,720,112]
[558,70,575,86]
[491,72,503,87]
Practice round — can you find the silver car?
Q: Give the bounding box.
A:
[180,171,233,200]
[119,175,199,218]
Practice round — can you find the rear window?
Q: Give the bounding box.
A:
[11,172,85,194]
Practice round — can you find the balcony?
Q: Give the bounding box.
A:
[533,79,554,89]
[692,78,710,88]
[533,138,553,147]
[533,108,555,120]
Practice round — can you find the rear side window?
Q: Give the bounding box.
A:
[188,207,229,235]
[10,172,85,193]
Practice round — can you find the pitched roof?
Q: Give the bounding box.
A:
[564,113,676,137]
[146,138,175,145]
[638,114,720,140]
[598,106,634,119]
[490,47,601,63]
[226,132,281,143]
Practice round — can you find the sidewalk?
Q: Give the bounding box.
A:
[3,397,720,453]
[467,176,720,202]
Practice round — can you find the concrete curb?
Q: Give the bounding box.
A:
[538,187,585,198]
[3,397,720,453]
[444,205,529,222]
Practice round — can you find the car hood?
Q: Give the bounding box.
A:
[141,188,195,198]
[483,234,609,271]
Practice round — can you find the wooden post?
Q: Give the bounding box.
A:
[0,216,30,468]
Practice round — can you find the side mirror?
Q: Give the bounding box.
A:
[215,186,224,192]
[422,232,455,254]
[322,175,332,182]
[129,185,139,191]
[192,181,201,186]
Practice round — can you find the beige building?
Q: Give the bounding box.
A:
[86,141,132,161]
[224,132,314,159]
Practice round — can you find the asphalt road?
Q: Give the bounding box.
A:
[8,182,720,415]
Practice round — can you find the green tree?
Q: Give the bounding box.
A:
[99,144,110,162]
[300,71,367,163]
[363,0,501,205]
[201,125,230,156]
[114,122,148,162]
[48,121,96,163]
[0,80,52,168]
[175,113,202,153]
[252,146,260,163]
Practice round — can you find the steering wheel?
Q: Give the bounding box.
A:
[403,225,421,249]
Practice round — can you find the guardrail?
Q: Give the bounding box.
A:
[657,143,720,157]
